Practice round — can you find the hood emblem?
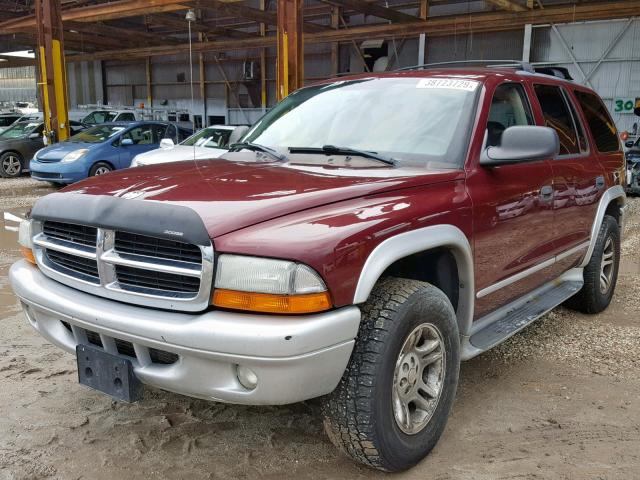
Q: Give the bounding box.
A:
[163,230,184,237]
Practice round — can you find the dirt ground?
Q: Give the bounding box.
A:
[1,176,639,480]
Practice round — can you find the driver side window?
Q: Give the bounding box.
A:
[122,126,154,145]
[487,83,534,147]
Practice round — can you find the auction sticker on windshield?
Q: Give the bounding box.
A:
[416,78,479,91]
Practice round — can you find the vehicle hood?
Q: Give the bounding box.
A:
[36,141,96,161]
[134,145,227,166]
[61,152,461,238]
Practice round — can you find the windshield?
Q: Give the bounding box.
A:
[82,111,118,124]
[0,121,40,139]
[243,77,480,166]
[181,127,233,149]
[68,124,125,143]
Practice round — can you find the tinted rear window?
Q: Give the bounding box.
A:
[574,91,620,153]
[534,84,581,155]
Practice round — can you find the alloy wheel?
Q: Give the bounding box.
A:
[392,322,445,435]
[2,155,21,176]
[599,235,615,294]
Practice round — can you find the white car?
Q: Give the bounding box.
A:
[130,125,248,167]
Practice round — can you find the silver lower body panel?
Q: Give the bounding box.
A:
[9,260,361,405]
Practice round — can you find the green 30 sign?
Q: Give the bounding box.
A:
[614,97,638,114]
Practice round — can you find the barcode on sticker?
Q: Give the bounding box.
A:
[416,78,479,91]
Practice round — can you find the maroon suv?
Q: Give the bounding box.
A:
[10,65,627,471]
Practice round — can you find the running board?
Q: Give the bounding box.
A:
[461,277,583,360]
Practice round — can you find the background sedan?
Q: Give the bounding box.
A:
[30,121,183,184]
[0,120,85,178]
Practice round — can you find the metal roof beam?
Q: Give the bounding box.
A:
[321,0,421,23]
[65,1,640,62]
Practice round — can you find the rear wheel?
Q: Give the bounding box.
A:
[0,152,23,178]
[322,277,460,472]
[564,214,620,314]
[89,162,112,177]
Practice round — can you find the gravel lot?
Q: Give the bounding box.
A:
[1,176,639,480]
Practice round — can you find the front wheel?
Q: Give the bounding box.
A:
[89,162,113,177]
[0,152,23,178]
[322,277,460,472]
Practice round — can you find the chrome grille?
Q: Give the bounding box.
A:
[115,231,202,263]
[115,265,201,294]
[45,249,100,283]
[32,220,214,312]
[43,221,97,246]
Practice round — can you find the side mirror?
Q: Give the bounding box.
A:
[121,138,134,146]
[481,126,559,167]
[625,140,635,148]
[160,138,175,149]
[28,133,40,139]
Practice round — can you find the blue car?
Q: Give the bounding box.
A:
[30,121,190,184]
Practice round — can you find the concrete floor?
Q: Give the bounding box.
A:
[1,177,639,480]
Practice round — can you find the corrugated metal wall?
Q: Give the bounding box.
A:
[59,16,640,131]
[532,18,640,133]
[0,66,36,103]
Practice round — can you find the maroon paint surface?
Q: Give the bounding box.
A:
[60,68,624,317]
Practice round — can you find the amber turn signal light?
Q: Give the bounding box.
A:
[20,246,36,265]
[212,289,332,314]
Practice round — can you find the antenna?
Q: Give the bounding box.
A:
[186,9,196,163]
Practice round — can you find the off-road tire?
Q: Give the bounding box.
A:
[322,277,460,472]
[564,214,620,314]
[89,162,113,177]
[0,151,23,178]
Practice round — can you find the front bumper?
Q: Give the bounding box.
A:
[30,159,87,184]
[9,260,360,405]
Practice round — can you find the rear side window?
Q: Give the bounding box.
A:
[562,92,588,153]
[574,91,620,153]
[534,84,581,155]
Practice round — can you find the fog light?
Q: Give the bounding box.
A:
[236,365,258,390]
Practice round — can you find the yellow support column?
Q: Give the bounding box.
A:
[276,0,303,101]
[35,0,70,143]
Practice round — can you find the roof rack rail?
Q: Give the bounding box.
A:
[395,60,535,73]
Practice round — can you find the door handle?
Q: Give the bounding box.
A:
[539,185,553,202]
[596,175,605,189]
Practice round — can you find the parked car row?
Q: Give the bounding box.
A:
[0,118,246,182]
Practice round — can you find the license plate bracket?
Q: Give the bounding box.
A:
[76,344,142,402]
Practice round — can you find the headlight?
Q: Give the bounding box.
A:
[61,148,88,163]
[18,218,36,264]
[212,254,331,314]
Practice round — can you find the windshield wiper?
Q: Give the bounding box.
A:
[229,142,287,162]
[288,145,397,166]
